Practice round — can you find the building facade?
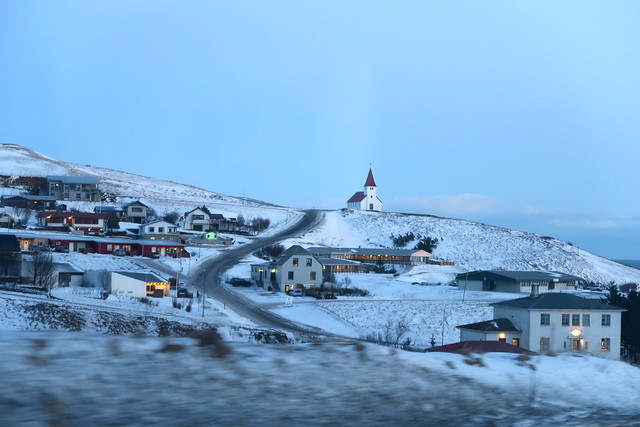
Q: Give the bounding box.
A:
[46,176,101,202]
[456,270,583,293]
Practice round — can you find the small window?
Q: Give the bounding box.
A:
[572,314,580,326]
[582,314,590,327]
[602,314,611,327]
[561,314,570,326]
[292,258,299,267]
[107,244,113,251]
[601,338,611,352]
[540,337,550,352]
[540,313,550,326]
[149,227,155,232]
[512,338,520,347]
[158,227,164,233]
[288,271,294,280]
[310,271,316,281]
[306,258,313,267]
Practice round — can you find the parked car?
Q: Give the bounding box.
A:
[290,289,304,297]
[177,288,193,298]
[54,246,69,253]
[148,252,160,259]
[113,249,125,256]
[227,278,252,287]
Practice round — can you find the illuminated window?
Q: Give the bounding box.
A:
[602,314,611,327]
[562,314,570,326]
[540,313,550,326]
[572,314,580,326]
[601,338,610,352]
[292,258,299,267]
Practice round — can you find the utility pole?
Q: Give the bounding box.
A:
[202,269,206,318]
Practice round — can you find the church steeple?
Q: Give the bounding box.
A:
[364,168,377,187]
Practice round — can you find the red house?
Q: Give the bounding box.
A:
[37,211,107,235]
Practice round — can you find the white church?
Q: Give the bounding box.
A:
[346,168,382,212]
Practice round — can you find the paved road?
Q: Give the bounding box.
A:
[187,209,327,334]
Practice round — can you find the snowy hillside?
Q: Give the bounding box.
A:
[2,143,639,285]
[289,210,640,285]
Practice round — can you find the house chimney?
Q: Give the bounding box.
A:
[531,284,540,297]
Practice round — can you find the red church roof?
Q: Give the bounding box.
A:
[364,168,377,187]
[347,191,366,203]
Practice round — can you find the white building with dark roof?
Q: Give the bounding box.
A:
[347,168,382,211]
[458,291,625,360]
[455,270,584,293]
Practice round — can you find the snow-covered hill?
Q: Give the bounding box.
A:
[2,143,639,285]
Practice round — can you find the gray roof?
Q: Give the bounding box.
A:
[456,270,584,282]
[3,195,56,201]
[307,247,429,257]
[317,257,362,266]
[47,176,100,184]
[457,318,521,333]
[492,293,625,311]
[115,271,166,283]
[275,245,314,266]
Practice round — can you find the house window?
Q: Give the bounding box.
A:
[512,338,520,347]
[602,314,611,327]
[582,314,590,327]
[132,207,143,213]
[292,258,299,267]
[572,314,580,326]
[540,337,550,352]
[149,227,155,232]
[193,214,204,220]
[158,227,164,233]
[306,258,313,267]
[498,337,506,343]
[562,314,570,326]
[601,338,611,352]
[540,313,550,326]
[107,244,112,251]
[310,272,316,281]
[288,271,294,280]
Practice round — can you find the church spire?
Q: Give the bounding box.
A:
[364,168,377,187]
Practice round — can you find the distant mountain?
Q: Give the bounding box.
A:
[2,143,639,285]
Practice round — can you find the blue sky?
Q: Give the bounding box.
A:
[2,2,640,259]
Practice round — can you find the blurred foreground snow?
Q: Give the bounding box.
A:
[1,331,638,426]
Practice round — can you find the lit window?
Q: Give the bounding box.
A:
[562,314,570,326]
[540,313,550,326]
[601,338,611,352]
[292,258,299,267]
[602,314,611,327]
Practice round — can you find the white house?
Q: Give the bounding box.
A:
[459,290,625,360]
[140,220,179,242]
[111,271,170,298]
[347,168,382,212]
[184,207,211,231]
[251,245,323,292]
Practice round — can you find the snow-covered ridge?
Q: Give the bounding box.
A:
[2,144,639,284]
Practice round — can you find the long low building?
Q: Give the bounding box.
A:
[455,270,584,293]
[307,247,431,266]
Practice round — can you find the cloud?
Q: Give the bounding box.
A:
[387,193,496,216]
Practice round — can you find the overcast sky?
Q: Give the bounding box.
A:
[2,2,640,259]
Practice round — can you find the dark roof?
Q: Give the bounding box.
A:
[122,200,148,208]
[0,235,20,252]
[347,191,366,203]
[364,168,377,187]
[210,214,225,220]
[308,247,431,257]
[94,206,125,213]
[457,318,521,333]
[492,293,625,311]
[426,341,536,355]
[275,245,314,266]
[3,195,57,202]
[115,271,166,283]
[317,257,362,266]
[455,270,584,282]
[47,176,100,184]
